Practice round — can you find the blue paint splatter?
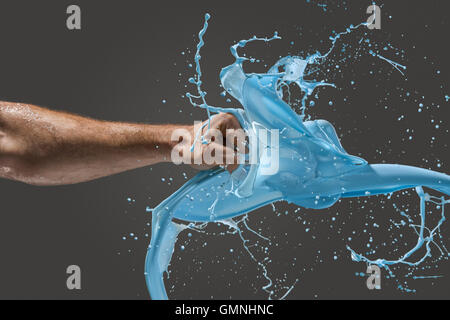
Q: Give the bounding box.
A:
[145,14,449,299]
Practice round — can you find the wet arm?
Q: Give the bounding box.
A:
[0,101,187,185]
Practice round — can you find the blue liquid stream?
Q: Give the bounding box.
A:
[145,14,450,299]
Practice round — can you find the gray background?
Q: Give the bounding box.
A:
[0,0,448,299]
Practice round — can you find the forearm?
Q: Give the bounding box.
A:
[0,101,187,185]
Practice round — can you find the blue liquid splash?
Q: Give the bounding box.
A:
[145,14,449,299]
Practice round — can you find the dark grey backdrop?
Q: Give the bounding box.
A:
[0,0,448,299]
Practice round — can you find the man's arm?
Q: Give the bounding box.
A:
[0,101,241,186]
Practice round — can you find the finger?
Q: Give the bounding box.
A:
[225,128,249,155]
[225,113,242,130]
[203,142,239,167]
[222,114,247,154]
[203,127,224,144]
[216,113,241,133]
[217,144,241,173]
